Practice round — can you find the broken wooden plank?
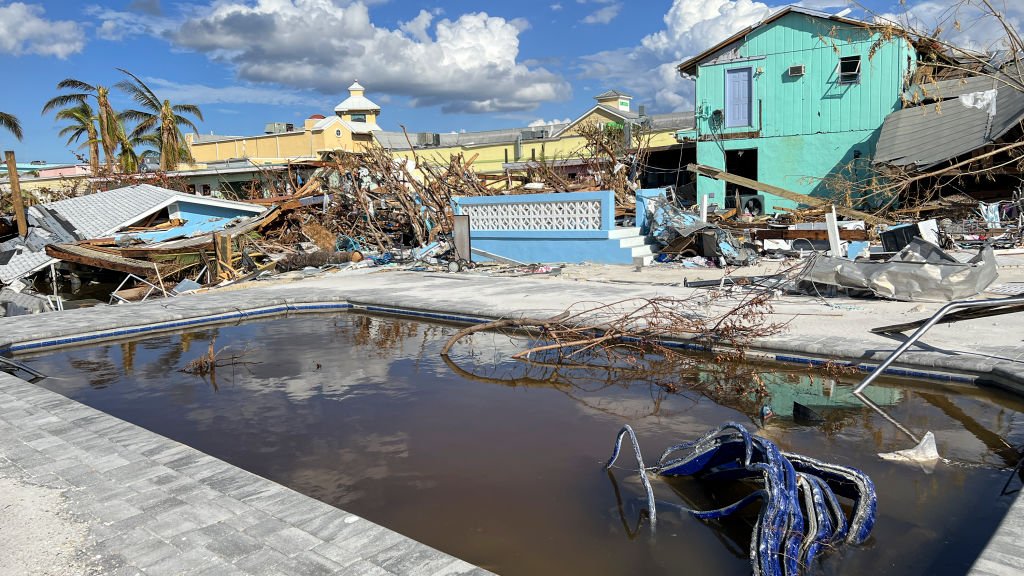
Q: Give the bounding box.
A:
[752,228,868,241]
[45,244,162,277]
[686,164,893,225]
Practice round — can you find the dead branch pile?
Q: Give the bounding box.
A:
[440,291,787,415]
[259,144,492,253]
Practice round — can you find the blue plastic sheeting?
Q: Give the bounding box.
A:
[606,423,876,576]
[117,216,243,243]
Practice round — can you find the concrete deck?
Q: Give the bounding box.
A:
[2,267,1024,575]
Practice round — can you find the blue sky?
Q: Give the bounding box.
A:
[0,0,1016,163]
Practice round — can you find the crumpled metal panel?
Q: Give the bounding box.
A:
[802,238,997,301]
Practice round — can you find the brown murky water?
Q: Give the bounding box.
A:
[21,313,1024,575]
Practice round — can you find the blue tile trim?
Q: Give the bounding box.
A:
[0,302,981,385]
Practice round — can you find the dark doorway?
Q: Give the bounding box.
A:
[724,148,764,215]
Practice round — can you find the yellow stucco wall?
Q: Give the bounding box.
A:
[185,108,682,172]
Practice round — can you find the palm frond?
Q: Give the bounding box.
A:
[56,78,95,92]
[0,111,23,140]
[41,93,89,114]
[172,104,204,121]
[175,117,200,134]
[116,69,161,111]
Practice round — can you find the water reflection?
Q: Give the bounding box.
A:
[19,312,1024,576]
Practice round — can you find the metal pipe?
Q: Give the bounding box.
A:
[853,391,920,443]
[853,296,1024,394]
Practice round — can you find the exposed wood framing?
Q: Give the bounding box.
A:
[687,163,893,225]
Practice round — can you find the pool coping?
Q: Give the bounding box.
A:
[2,296,1010,392]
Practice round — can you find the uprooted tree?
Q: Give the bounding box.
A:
[439,287,792,416]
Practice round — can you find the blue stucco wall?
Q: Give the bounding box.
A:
[452,190,639,264]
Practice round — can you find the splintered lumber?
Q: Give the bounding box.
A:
[45,243,163,277]
[687,164,893,226]
[4,151,27,237]
[752,228,868,241]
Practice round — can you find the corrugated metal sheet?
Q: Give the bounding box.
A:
[39,184,180,238]
[875,77,1024,169]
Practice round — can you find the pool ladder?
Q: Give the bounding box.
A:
[853,296,1024,443]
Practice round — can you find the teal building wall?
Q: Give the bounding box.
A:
[680,12,916,212]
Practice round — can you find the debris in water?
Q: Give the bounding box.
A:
[605,422,877,576]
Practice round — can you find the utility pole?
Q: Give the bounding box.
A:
[4,150,27,237]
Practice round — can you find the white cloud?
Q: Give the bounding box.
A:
[528,117,572,127]
[580,0,773,112]
[550,3,562,11]
[581,3,622,25]
[0,2,85,58]
[875,1,1024,54]
[92,0,569,114]
[140,78,327,108]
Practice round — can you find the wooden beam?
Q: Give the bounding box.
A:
[687,163,893,225]
[4,151,27,237]
[45,244,161,276]
[751,228,868,241]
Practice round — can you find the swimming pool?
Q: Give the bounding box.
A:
[21,312,1024,575]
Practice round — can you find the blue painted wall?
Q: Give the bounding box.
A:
[452,191,641,264]
[117,199,262,243]
[681,12,916,211]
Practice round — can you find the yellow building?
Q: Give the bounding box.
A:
[184,83,696,189]
[186,81,382,165]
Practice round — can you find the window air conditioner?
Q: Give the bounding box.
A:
[788,65,805,77]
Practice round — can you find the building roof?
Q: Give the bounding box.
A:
[677,5,872,76]
[594,90,632,100]
[874,75,1024,169]
[348,80,365,92]
[375,110,693,151]
[552,104,640,137]
[43,184,183,238]
[334,94,380,113]
[339,119,382,135]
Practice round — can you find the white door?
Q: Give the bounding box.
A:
[725,68,752,128]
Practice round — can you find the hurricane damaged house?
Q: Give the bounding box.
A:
[0,184,266,293]
[874,66,1024,203]
[674,6,917,214]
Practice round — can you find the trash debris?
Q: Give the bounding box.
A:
[606,423,877,576]
[801,238,997,301]
[879,431,940,463]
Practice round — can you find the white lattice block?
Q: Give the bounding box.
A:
[464,200,602,231]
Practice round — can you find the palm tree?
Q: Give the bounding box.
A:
[42,79,119,169]
[53,103,100,173]
[116,68,203,171]
[0,111,23,141]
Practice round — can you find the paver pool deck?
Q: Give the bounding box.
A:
[1,268,1023,574]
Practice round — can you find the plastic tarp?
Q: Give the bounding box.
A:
[801,238,997,301]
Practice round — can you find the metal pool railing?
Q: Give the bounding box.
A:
[853,296,1024,395]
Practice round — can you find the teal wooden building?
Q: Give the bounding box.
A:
[675,6,916,213]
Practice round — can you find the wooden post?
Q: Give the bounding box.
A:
[4,150,27,237]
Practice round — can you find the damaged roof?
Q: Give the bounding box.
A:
[0,184,265,285]
[874,75,1024,169]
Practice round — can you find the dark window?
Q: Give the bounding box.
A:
[504,148,509,163]
[350,113,367,122]
[531,148,536,161]
[839,56,861,84]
